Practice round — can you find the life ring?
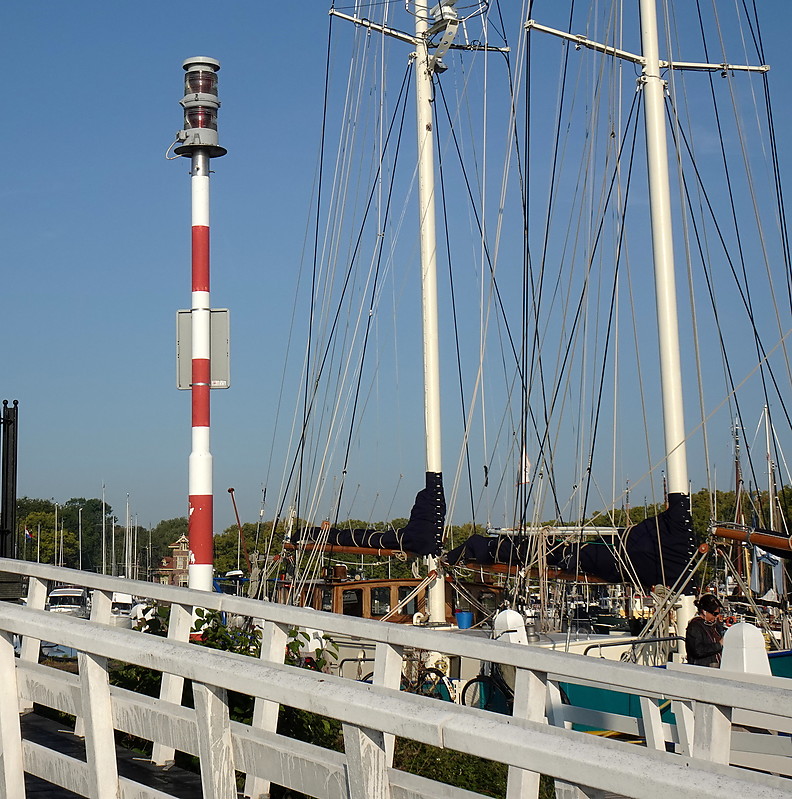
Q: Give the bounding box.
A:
[724,616,736,627]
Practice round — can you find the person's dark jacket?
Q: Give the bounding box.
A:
[685,616,723,667]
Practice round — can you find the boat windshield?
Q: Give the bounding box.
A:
[49,595,84,608]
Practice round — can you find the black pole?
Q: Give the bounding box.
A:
[0,400,22,599]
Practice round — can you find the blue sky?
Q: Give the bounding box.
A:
[3,2,791,533]
[2,2,337,529]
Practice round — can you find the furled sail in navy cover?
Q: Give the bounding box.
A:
[292,472,444,556]
[445,492,697,589]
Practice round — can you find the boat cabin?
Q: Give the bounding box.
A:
[272,568,502,626]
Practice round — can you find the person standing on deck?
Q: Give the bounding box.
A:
[685,594,725,667]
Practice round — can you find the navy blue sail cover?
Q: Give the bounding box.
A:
[446,492,697,589]
[293,472,444,556]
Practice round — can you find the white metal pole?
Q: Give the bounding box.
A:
[765,405,774,531]
[639,0,688,497]
[78,507,82,571]
[101,483,106,575]
[125,494,131,578]
[414,2,446,625]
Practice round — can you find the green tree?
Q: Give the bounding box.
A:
[59,497,115,572]
[17,496,115,571]
[19,509,79,566]
[17,497,55,517]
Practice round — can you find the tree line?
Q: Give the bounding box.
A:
[11,485,791,579]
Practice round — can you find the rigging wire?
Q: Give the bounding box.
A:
[435,77,479,533]
[665,103,792,467]
[275,59,414,531]
[333,64,413,526]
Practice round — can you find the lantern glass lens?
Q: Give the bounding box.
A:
[184,70,218,97]
[184,105,218,130]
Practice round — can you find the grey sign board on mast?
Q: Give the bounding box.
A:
[176,308,230,389]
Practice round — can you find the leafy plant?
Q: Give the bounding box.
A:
[284,627,338,672]
[191,608,262,658]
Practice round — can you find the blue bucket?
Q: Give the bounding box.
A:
[455,611,474,629]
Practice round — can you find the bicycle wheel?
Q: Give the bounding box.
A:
[461,675,511,714]
[415,667,454,701]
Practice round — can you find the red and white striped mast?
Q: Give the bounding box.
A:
[174,57,227,591]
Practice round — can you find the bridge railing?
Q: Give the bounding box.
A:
[0,558,790,799]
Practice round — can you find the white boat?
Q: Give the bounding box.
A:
[46,586,89,619]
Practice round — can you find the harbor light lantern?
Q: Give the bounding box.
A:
[175,56,227,158]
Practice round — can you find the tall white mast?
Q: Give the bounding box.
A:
[527,3,766,508]
[329,3,503,623]
[638,0,688,498]
[414,1,446,624]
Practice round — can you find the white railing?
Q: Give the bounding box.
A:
[0,558,790,799]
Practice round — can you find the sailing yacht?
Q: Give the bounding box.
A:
[257,1,790,660]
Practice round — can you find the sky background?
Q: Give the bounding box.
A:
[2,1,791,533]
[2,2,336,529]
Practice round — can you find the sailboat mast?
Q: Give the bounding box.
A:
[414,2,446,624]
[638,0,689,498]
[414,5,443,474]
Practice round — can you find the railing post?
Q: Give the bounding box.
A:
[547,681,587,799]
[90,589,112,624]
[639,696,666,751]
[194,682,238,799]
[691,702,732,763]
[78,650,120,798]
[0,630,25,798]
[74,589,114,739]
[152,601,193,765]
[672,696,732,765]
[339,643,402,799]
[343,724,391,799]
[372,642,404,764]
[244,619,288,799]
[507,667,547,798]
[671,699,693,756]
[18,576,47,713]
